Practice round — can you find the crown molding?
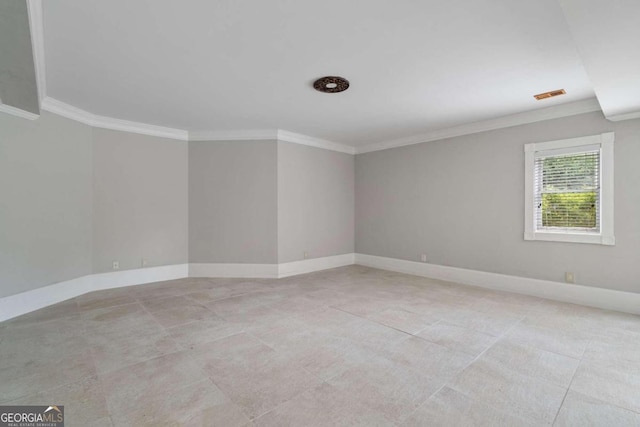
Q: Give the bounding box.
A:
[355,98,603,154]
[189,129,356,154]
[35,95,602,155]
[276,129,356,155]
[606,110,640,122]
[41,97,189,141]
[38,98,353,152]
[0,100,39,120]
[189,129,279,142]
[41,97,93,123]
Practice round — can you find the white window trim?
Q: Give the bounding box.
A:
[524,132,615,246]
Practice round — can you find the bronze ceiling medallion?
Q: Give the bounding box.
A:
[313,76,350,93]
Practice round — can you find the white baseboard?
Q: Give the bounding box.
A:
[6,253,636,321]
[91,264,189,290]
[0,264,189,322]
[355,254,640,315]
[278,253,355,278]
[0,275,92,322]
[189,263,279,279]
[188,253,356,279]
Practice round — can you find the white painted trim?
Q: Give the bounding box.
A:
[189,254,357,279]
[278,253,355,278]
[32,98,355,152]
[189,129,279,142]
[354,254,640,315]
[0,100,39,120]
[600,133,615,244]
[525,231,614,246]
[41,97,189,141]
[189,129,356,154]
[33,89,602,157]
[606,110,640,122]
[523,132,615,246]
[26,0,46,103]
[276,130,356,155]
[0,275,92,323]
[525,133,606,152]
[41,97,93,124]
[356,98,602,154]
[0,264,189,322]
[91,264,189,290]
[5,255,637,321]
[189,263,279,279]
[524,145,535,240]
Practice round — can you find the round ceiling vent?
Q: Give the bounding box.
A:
[313,76,350,93]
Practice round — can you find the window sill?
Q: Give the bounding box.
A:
[524,231,615,246]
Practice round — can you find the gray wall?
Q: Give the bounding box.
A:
[189,141,278,264]
[92,129,188,273]
[356,111,640,293]
[0,112,92,297]
[0,112,190,297]
[0,0,39,114]
[277,141,354,263]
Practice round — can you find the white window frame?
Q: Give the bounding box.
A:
[524,132,615,246]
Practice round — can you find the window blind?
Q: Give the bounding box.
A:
[534,149,600,232]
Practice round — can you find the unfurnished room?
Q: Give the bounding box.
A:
[1,0,640,426]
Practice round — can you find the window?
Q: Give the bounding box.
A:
[524,132,614,245]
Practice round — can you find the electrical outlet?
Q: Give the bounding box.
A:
[421,254,427,262]
[565,272,575,284]
[304,251,309,259]
[112,261,120,270]
[141,258,148,268]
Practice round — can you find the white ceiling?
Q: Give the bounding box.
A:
[41,0,631,147]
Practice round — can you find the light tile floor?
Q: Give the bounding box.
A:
[2,266,640,426]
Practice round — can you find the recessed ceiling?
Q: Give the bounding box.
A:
[43,0,596,147]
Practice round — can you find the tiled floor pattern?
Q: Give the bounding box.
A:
[1,266,640,426]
